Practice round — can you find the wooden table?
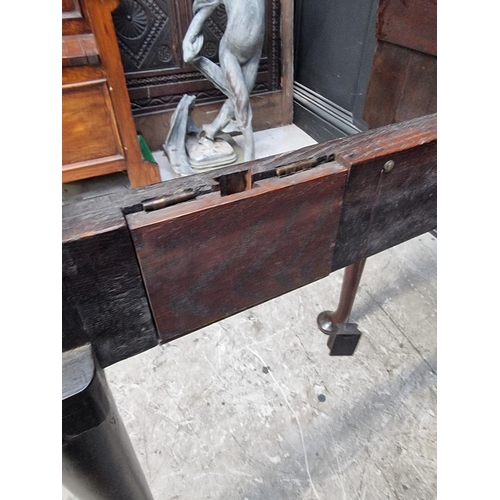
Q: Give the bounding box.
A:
[62,113,436,500]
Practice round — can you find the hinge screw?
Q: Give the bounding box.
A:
[383,160,395,173]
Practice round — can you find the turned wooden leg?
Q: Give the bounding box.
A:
[317,258,366,337]
[62,344,154,500]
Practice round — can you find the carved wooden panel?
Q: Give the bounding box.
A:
[111,0,181,72]
[111,0,281,116]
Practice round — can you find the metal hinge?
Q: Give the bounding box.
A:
[122,154,335,216]
[122,189,198,216]
[275,158,318,177]
[141,189,197,212]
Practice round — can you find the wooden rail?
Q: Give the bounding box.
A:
[63,113,436,368]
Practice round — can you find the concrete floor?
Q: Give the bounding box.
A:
[63,126,437,500]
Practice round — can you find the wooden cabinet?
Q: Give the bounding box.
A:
[62,0,161,188]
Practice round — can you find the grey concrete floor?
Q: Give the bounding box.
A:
[63,232,437,500]
[63,125,436,499]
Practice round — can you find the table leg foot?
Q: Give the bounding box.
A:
[317,259,366,355]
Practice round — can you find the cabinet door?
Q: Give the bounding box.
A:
[63,0,127,182]
[62,81,125,172]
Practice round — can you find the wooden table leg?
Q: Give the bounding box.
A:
[317,258,367,334]
[62,345,154,500]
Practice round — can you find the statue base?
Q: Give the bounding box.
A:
[186,135,237,170]
[164,94,242,176]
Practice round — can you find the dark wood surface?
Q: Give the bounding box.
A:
[63,219,157,368]
[362,0,436,130]
[377,0,437,56]
[332,141,436,269]
[363,41,437,128]
[63,114,437,367]
[128,163,347,342]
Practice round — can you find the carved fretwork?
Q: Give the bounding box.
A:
[270,0,280,90]
[130,82,271,112]
[112,0,179,71]
[111,0,281,116]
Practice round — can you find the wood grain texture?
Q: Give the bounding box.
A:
[63,219,158,368]
[279,0,294,126]
[334,113,436,166]
[363,42,436,129]
[63,0,78,13]
[63,114,436,232]
[127,163,347,342]
[332,142,437,269]
[62,81,124,167]
[394,50,437,123]
[63,65,106,85]
[62,115,437,363]
[377,0,437,56]
[62,0,161,188]
[62,0,91,36]
[62,34,99,67]
[62,156,126,183]
[332,115,437,270]
[83,0,161,188]
[63,280,90,353]
[363,0,436,130]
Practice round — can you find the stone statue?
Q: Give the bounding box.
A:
[164,0,265,175]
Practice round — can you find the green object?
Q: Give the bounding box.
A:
[138,134,157,164]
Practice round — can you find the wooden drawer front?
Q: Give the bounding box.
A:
[63,81,124,167]
[127,163,348,342]
[62,0,90,35]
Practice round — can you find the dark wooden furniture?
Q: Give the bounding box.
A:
[63,113,436,367]
[63,114,436,499]
[62,0,161,187]
[363,0,437,128]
